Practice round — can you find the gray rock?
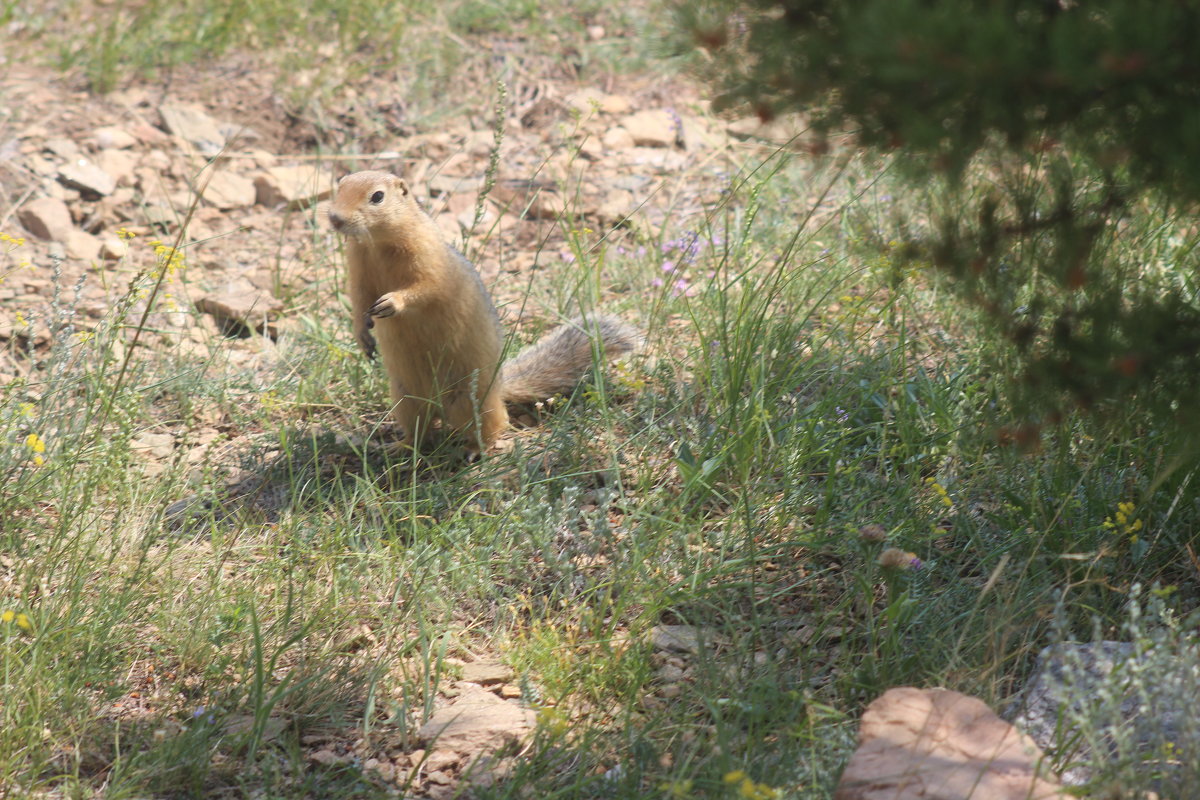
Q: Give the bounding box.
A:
[159,101,227,155]
[1007,641,1199,790]
[59,158,117,197]
[649,624,723,654]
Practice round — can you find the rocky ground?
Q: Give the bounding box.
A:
[0,57,799,797]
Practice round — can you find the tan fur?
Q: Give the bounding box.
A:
[329,170,638,454]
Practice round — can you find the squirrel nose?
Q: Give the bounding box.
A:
[328,210,345,230]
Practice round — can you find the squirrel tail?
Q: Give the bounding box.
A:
[500,314,640,404]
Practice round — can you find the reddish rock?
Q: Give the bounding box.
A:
[835,687,1067,800]
[17,197,74,242]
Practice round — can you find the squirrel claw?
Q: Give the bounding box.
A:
[369,293,400,318]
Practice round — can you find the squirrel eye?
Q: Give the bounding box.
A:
[370,190,385,204]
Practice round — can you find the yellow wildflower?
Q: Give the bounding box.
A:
[659,778,693,798]
[2,610,32,631]
[25,432,46,466]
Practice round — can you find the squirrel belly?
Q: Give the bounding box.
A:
[329,170,638,453]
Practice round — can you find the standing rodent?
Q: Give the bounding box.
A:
[328,170,638,454]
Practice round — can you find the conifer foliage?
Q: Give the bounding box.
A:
[680,0,1200,434]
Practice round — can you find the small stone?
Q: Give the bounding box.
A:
[499,684,522,699]
[565,88,605,115]
[491,179,561,220]
[100,237,127,261]
[44,137,80,160]
[602,126,636,151]
[600,94,633,114]
[657,663,685,683]
[17,197,74,242]
[65,230,101,261]
[426,770,453,786]
[425,749,459,771]
[620,110,681,148]
[130,432,175,459]
[91,126,139,149]
[309,748,341,765]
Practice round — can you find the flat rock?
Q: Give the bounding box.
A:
[202,170,258,209]
[160,101,227,155]
[91,126,139,150]
[835,687,1066,800]
[17,197,74,242]
[253,165,334,209]
[59,158,117,196]
[130,432,175,459]
[459,660,515,686]
[620,110,681,148]
[649,624,721,654]
[417,683,535,753]
[491,179,561,220]
[194,278,284,334]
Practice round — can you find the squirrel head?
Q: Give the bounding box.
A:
[328,171,416,240]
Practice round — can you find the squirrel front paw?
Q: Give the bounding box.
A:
[357,319,377,359]
[369,292,404,318]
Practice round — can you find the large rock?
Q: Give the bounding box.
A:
[836,687,1066,800]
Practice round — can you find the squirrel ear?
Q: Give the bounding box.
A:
[394,177,410,196]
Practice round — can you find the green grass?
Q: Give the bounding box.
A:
[3,4,1200,798]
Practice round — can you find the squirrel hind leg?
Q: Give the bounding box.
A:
[444,388,509,455]
[389,396,435,451]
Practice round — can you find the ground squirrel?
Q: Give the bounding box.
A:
[329,170,638,454]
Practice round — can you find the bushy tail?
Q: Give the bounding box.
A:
[501,314,640,404]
